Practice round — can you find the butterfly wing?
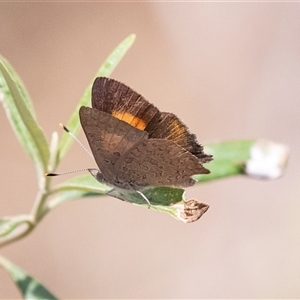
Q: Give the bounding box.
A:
[79,106,148,183]
[92,77,160,131]
[91,77,212,163]
[114,139,209,190]
[146,112,212,162]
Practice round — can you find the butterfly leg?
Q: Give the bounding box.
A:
[136,190,151,209]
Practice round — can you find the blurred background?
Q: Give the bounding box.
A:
[0,2,299,299]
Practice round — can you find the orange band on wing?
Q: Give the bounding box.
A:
[169,119,186,136]
[112,111,147,130]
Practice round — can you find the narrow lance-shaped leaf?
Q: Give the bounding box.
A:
[57,34,136,164]
[0,255,58,300]
[0,56,49,179]
[0,56,35,116]
[194,139,289,182]
[44,174,209,223]
[0,215,32,239]
[194,140,253,182]
[39,174,110,221]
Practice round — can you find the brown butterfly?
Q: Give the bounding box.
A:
[79,77,212,205]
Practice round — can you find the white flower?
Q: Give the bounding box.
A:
[245,139,289,179]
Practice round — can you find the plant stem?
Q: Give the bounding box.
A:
[0,176,50,248]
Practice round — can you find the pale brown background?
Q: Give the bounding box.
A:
[0,2,299,299]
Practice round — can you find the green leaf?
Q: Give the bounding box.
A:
[47,131,59,174]
[39,174,110,220]
[108,186,184,206]
[0,216,30,238]
[194,140,254,182]
[56,34,136,164]
[190,139,289,183]
[109,186,210,223]
[0,56,35,116]
[44,174,208,223]
[0,255,58,300]
[52,173,110,194]
[0,56,50,179]
[0,215,34,248]
[0,219,20,238]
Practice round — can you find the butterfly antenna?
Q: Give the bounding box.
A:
[45,168,90,177]
[59,123,94,160]
[45,124,95,177]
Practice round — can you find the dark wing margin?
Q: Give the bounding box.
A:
[146,112,213,162]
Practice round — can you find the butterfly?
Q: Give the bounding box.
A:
[79,77,212,205]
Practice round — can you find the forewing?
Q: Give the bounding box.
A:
[115,139,210,189]
[92,77,160,131]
